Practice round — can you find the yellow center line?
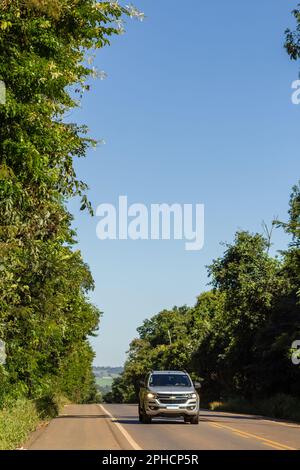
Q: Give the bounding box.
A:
[210,423,224,429]
[233,432,249,439]
[208,422,296,450]
[263,442,288,450]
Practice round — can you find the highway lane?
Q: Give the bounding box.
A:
[101,404,300,450]
[27,403,300,450]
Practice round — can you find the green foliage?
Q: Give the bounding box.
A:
[0,393,70,450]
[209,398,256,414]
[112,186,300,420]
[258,394,300,421]
[205,231,285,399]
[94,367,122,397]
[110,306,197,402]
[209,394,300,422]
[285,5,300,61]
[0,0,140,412]
[0,399,40,450]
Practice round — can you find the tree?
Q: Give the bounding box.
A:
[189,291,226,402]
[207,231,283,398]
[285,6,300,61]
[0,0,142,405]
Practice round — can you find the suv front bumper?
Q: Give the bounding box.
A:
[144,395,199,417]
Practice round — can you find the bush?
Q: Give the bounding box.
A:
[258,394,300,421]
[35,393,69,420]
[209,397,255,415]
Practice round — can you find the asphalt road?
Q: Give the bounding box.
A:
[26,403,300,450]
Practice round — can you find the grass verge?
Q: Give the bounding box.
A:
[0,394,68,450]
[0,399,39,450]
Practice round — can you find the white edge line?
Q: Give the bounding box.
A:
[99,404,142,451]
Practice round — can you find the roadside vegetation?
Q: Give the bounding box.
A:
[0,0,140,449]
[209,394,300,422]
[0,394,69,450]
[0,399,40,450]
[108,183,300,422]
[107,7,300,420]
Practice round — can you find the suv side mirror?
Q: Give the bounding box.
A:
[194,381,201,390]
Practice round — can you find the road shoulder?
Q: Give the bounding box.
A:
[26,404,134,450]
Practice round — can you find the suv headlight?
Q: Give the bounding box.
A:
[188,393,197,399]
[147,392,157,399]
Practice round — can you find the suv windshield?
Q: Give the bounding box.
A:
[149,374,192,387]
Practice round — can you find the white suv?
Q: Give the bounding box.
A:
[138,370,200,424]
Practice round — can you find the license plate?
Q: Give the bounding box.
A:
[166,405,179,410]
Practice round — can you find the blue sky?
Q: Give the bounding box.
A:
[68,0,300,366]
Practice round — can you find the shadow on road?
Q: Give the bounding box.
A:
[56,414,107,419]
[56,414,140,421]
[115,418,190,425]
[56,414,188,425]
[200,412,262,421]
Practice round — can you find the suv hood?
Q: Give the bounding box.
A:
[149,386,195,394]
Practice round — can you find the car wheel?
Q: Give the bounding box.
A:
[138,404,143,422]
[190,414,199,424]
[141,409,152,424]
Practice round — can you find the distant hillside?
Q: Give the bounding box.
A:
[93,366,123,377]
[93,367,123,395]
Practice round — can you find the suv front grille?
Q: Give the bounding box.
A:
[159,398,186,404]
[156,393,190,404]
